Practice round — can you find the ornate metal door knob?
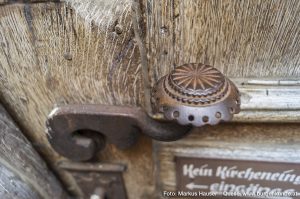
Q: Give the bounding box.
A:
[46,63,240,161]
[151,63,240,127]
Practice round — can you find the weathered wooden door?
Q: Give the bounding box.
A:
[1,0,300,198]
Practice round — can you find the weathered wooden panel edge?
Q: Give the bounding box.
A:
[233,78,300,122]
[0,104,69,199]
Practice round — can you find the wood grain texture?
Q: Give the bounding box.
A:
[0,0,57,4]
[154,123,300,198]
[0,1,152,198]
[0,164,42,199]
[0,104,69,199]
[144,0,300,85]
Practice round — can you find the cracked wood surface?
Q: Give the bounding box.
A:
[144,0,300,85]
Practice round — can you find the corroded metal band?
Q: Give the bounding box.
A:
[151,63,241,127]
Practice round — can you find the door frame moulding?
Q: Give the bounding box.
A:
[233,78,300,123]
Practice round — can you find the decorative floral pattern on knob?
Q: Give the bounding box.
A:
[151,63,240,127]
[170,64,224,95]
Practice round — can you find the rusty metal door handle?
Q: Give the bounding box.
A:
[47,63,240,161]
[47,105,191,161]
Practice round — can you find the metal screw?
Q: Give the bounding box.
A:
[115,24,123,34]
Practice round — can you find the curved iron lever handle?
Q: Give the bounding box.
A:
[47,104,191,161]
[47,63,240,161]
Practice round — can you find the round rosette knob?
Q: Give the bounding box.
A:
[151,63,240,127]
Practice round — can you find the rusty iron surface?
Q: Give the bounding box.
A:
[60,161,127,199]
[151,63,241,127]
[46,105,191,161]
